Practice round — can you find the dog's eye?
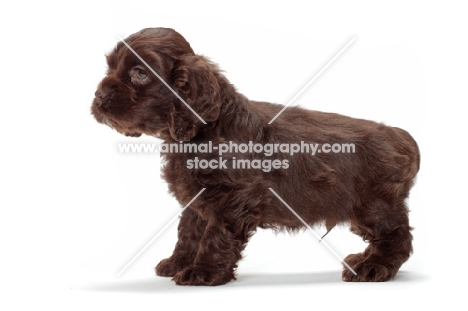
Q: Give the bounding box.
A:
[136,68,148,80]
[130,66,149,84]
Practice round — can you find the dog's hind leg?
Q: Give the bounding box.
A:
[342,198,413,282]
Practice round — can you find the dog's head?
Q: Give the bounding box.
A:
[91,28,222,141]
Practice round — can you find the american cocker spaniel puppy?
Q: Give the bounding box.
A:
[91,27,420,285]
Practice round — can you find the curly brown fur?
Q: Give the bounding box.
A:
[91,27,420,285]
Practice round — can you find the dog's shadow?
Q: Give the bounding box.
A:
[236,271,341,286]
[79,270,426,293]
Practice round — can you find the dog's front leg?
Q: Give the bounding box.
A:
[155,208,207,277]
[171,213,246,286]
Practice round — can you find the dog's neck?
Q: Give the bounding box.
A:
[159,75,266,143]
[214,78,265,142]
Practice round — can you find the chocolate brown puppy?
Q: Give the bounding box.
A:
[92,28,420,285]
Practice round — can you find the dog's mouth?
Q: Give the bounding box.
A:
[101,115,115,129]
[91,103,115,128]
[92,106,145,138]
[91,99,166,139]
[92,104,122,132]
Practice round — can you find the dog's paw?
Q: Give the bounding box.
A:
[342,253,394,282]
[155,258,186,277]
[172,265,234,286]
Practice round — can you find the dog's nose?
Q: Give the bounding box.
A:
[94,88,108,106]
[94,89,107,99]
[95,89,107,100]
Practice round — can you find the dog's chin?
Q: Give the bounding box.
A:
[101,116,115,130]
[91,106,112,127]
[92,103,165,139]
[96,116,166,139]
[95,114,119,133]
[92,112,136,137]
[124,132,142,137]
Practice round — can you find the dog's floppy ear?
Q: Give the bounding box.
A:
[168,55,221,141]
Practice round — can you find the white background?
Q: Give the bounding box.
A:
[1,0,466,309]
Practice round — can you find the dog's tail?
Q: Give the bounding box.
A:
[390,126,420,183]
